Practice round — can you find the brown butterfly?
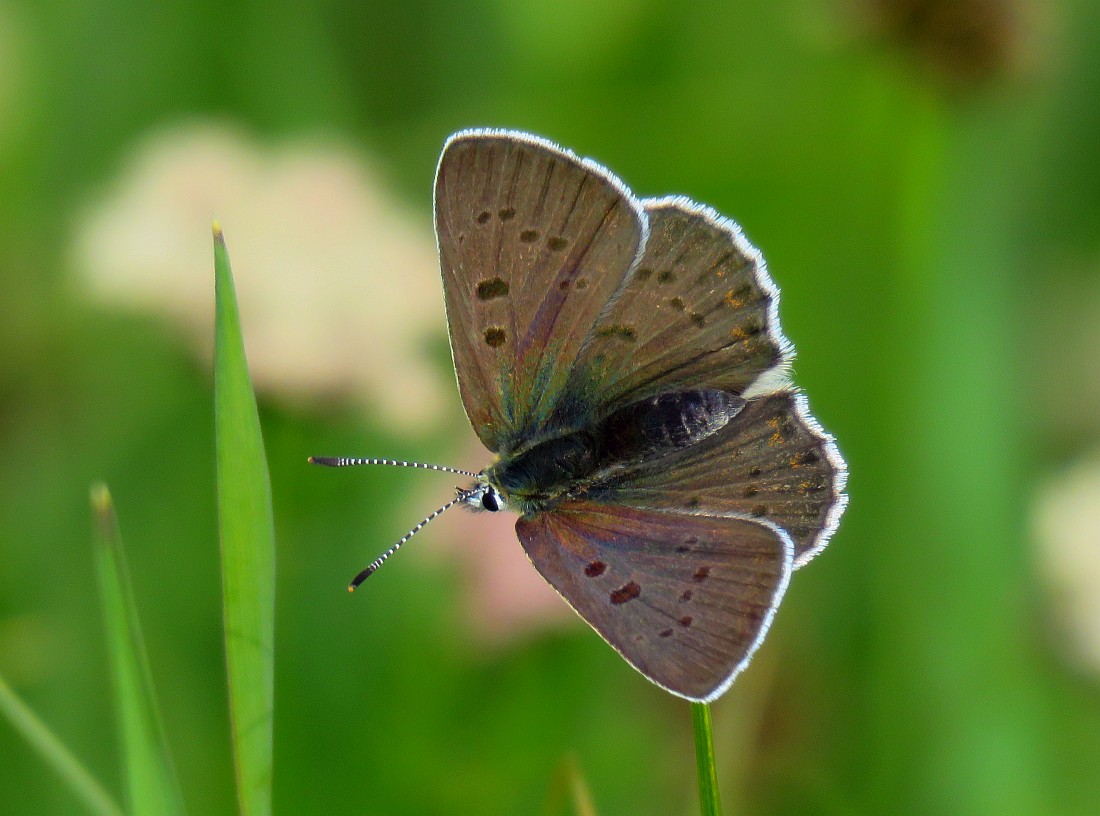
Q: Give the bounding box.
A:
[312,130,847,701]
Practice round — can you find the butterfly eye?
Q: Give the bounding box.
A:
[481,490,501,512]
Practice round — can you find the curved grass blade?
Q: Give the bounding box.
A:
[0,672,125,816]
[91,483,187,816]
[213,222,276,816]
[541,754,599,816]
[691,702,724,816]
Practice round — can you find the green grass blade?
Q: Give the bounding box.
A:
[691,702,723,816]
[91,483,187,816]
[566,758,598,816]
[213,222,276,816]
[0,672,125,816]
[541,755,599,816]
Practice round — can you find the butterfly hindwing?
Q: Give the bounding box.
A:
[435,130,647,454]
[590,390,847,566]
[515,501,793,701]
[559,197,792,422]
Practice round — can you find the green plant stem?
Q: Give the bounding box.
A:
[691,702,724,816]
[0,673,125,816]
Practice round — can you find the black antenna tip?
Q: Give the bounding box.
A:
[310,456,338,467]
[348,567,374,591]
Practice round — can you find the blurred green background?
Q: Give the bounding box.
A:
[3,0,1100,813]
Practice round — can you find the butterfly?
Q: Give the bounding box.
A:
[312,129,848,702]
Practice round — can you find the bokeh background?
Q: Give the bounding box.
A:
[2,0,1100,813]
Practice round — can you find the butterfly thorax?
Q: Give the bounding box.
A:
[483,389,744,516]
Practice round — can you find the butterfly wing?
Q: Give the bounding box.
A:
[516,501,793,702]
[589,390,848,567]
[434,129,647,454]
[558,196,792,421]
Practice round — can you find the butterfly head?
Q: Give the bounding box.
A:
[459,479,507,513]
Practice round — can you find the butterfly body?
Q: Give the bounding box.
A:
[481,389,744,516]
[328,128,848,702]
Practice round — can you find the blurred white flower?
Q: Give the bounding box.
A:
[1033,455,1100,677]
[72,123,448,430]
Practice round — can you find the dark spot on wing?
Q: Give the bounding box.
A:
[659,628,674,638]
[476,211,491,224]
[476,278,509,300]
[791,450,821,467]
[519,228,539,242]
[676,535,697,553]
[690,312,706,328]
[458,233,466,243]
[559,280,571,290]
[635,267,653,282]
[596,324,637,342]
[484,327,506,348]
[686,497,701,509]
[693,566,710,583]
[584,560,607,577]
[547,236,568,251]
[680,589,693,602]
[610,581,641,605]
[678,616,693,627]
[498,207,516,221]
[748,467,762,478]
[669,297,686,310]
[724,283,753,308]
[657,269,676,284]
[751,504,768,517]
[575,278,588,290]
[743,485,758,498]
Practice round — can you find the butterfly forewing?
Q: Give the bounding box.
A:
[435,130,646,453]
[591,391,847,566]
[560,197,792,420]
[516,502,793,701]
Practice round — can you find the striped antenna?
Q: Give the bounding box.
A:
[308,456,479,478]
[347,488,478,591]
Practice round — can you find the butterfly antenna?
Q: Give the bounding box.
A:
[347,488,476,592]
[308,456,478,478]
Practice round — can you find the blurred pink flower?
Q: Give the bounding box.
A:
[401,435,580,646]
[72,122,575,645]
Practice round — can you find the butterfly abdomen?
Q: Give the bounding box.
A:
[596,390,743,463]
[489,389,743,513]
